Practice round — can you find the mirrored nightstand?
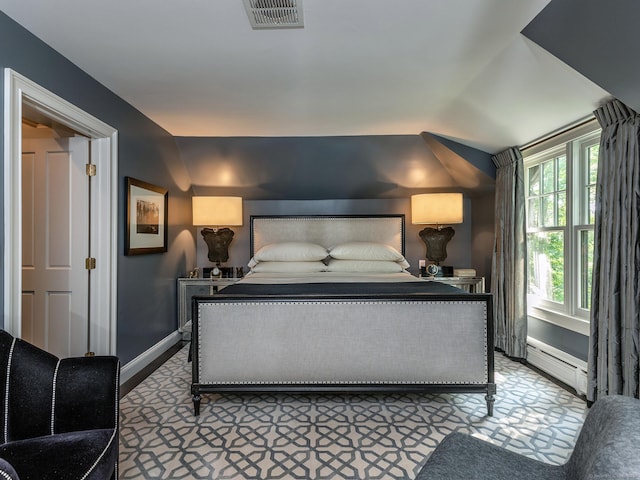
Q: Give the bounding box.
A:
[417,276,485,293]
[177,277,242,339]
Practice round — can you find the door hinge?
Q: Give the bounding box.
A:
[85,257,96,270]
[86,164,96,176]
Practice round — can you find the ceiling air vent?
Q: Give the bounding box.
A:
[242,0,304,29]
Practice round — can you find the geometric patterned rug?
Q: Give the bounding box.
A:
[119,345,587,479]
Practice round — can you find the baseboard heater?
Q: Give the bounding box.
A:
[526,337,588,396]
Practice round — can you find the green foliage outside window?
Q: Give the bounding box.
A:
[527,155,566,303]
[527,231,564,303]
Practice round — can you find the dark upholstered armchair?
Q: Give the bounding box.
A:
[415,394,640,479]
[0,329,119,480]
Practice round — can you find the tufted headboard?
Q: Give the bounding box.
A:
[249,215,405,257]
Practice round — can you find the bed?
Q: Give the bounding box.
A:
[191,215,495,416]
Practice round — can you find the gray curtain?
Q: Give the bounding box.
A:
[588,99,640,402]
[491,147,528,358]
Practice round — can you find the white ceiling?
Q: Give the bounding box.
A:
[1,0,609,153]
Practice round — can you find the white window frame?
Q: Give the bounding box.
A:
[523,120,600,336]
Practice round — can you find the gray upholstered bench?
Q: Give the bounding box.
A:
[415,395,640,479]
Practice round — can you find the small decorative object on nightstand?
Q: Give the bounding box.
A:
[426,264,440,276]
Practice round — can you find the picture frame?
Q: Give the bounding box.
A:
[125,177,168,255]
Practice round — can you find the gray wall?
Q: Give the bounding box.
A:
[0,12,196,364]
[176,135,495,201]
[176,135,496,282]
[528,318,589,362]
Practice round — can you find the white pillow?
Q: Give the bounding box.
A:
[397,258,411,269]
[250,261,327,273]
[329,242,404,261]
[324,259,404,273]
[253,242,329,263]
[328,242,410,269]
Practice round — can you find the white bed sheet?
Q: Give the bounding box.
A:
[238,271,422,284]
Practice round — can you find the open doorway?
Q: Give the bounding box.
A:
[3,68,118,356]
[22,110,92,357]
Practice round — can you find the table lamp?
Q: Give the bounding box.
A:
[192,196,243,272]
[411,193,463,275]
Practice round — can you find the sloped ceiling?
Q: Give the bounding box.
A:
[421,133,494,191]
[522,0,640,114]
[0,0,610,153]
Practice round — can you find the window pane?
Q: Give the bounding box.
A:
[588,186,596,224]
[529,165,540,195]
[580,229,595,309]
[541,194,555,227]
[527,231,564,303]
[587,144,598,225]
[557,156,567,191]
[557,192,566,226]
[588,145,599,184]
[528,198,540,228]
[542,161,555,194]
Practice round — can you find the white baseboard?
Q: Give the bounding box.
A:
[526,336,588,396]
[120,331,182,385]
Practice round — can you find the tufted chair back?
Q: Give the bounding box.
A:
[0,329,119,480]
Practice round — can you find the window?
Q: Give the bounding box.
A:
[523,121,600,334]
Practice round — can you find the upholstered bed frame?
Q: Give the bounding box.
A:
[191,215,495,415]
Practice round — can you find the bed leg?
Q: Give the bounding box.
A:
[485,383,497,416]
[191,385,201,416]
[192,393,201,416]
[191,383,202,417]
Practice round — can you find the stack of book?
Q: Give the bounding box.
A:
[453,268,476,277]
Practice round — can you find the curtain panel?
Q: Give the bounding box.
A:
[588,99,640,402]
[491,147,528,358]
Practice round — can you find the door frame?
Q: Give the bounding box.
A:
[3,68,118,355]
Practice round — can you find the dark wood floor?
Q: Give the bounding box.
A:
[120,340,188,398]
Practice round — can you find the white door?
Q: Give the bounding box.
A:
[21,136,90,358]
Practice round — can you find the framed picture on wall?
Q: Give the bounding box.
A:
[125,177,168,255]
